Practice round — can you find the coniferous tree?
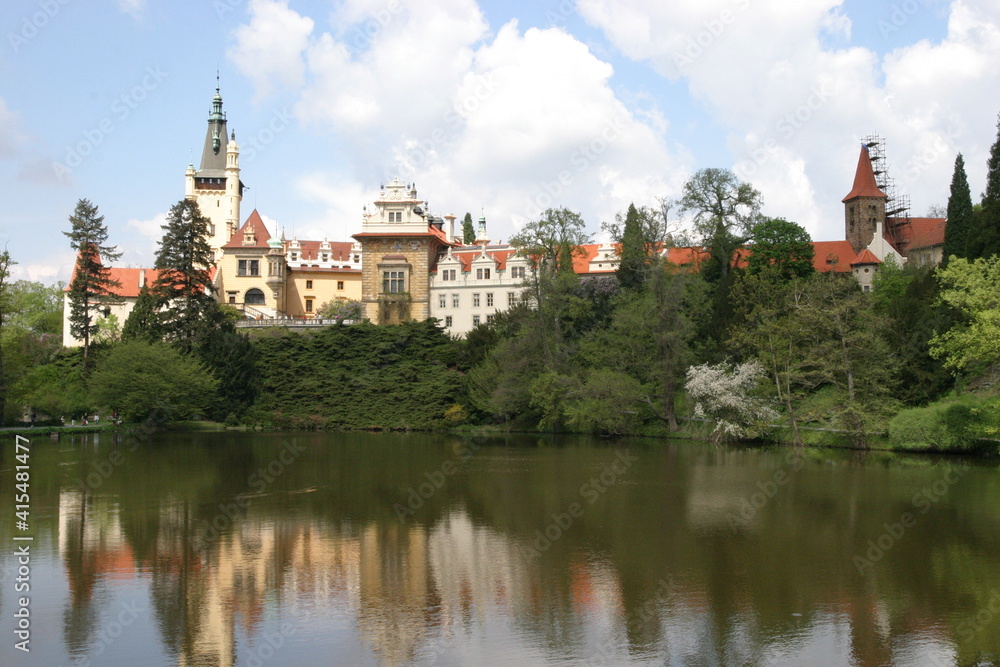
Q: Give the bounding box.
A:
[616,203,648,291]
[121,286,162,343]
[152,199,216,348]
[63,199,122,372]
[462,212,476,245]
[968,115,1000,259]
[942,154,973,264]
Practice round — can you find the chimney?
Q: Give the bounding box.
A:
[444,214,457,243]
[139,269,146,289]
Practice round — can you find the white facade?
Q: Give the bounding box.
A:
[429,244,531,336]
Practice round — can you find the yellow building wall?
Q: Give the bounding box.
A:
[357,238,435,324]
[286,269,362,318]
[217,251,283,311]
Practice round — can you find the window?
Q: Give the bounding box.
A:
[452,294,459,308]
[337,281,344,290]
[510,266,525,279]
[291,252,298,261]
[439,294,446,308]
[445,316,453,327]
[238,259,260,276]
[305,298,314,313]
[245,288,265,305]
[354,255,360,263]
[487,314,494,323]
[322,254,329,262]
[227,292,237,304]
[306,280,313,289]
[209,224,216,236]
[473,293,480,307]
[473,315,480,326]
[441,268,456,281]
[389,211,402,222]
[486,293,494,307]
[508,292,516,307]
[476,268,491,280]
[383,270,405,294]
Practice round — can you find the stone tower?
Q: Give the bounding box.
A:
[184,78,243,260]
[352,178,454,324]
[843,144,887,254]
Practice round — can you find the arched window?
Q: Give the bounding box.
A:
[245,288,265,305]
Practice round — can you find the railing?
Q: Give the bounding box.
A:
[232,303,270,319]
[236,318,359,328]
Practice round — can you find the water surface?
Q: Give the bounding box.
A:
[1,431,998,666]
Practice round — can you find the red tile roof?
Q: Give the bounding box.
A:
[850,248,881,265]
[842,145,887,201]
[810,240,855,273]
[222,209,271,249]
[888,216,946,251]
[442,247,518,272]
[291,240,355,262]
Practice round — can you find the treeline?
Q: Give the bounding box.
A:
[5,118,1000,451]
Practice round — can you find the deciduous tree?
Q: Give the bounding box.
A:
[677,168,762,281]
[746,217,814,281]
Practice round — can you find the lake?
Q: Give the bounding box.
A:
[1,430,998,666]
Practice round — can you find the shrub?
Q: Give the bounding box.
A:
[887,395,994,451]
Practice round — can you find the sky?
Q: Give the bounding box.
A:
[2,0,999,284]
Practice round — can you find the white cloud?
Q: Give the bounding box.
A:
[228,0,315,100]
[117,0,145,20]
[578,0,1000,240]
[230,0,686,243]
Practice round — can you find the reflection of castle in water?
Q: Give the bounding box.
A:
[54,477,962,666]
[56,485,639,666]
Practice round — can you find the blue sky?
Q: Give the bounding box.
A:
[1,0,998,283]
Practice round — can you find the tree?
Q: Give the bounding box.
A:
[0,250,13,424]
[63,199,122,372]
[462,212,476,245]
[746,217,814,281]
[942,154,973,263]
[685,360,776,444]
[121,286,162,343]
[603,202,673,291]
[510,207,590,275]
[316,299,363,321]
[677,168,762,281]
[968,114,1000,259]
[89,341,218,421]
[152,199,216,348]
[929,255,1000,374]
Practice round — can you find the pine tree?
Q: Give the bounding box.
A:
[152,199,216,349]
[942,154,973,264]
[63,199,121,372]
[969,114,1000,259]
[121,286,162,342]
[462,212,476,245]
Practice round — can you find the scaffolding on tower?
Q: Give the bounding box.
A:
[864,133,910,249]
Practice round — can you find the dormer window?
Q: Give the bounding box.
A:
[389,211,402,222]
[353,255,360,263]
[476,268,491,280]
[243,231,256,245]
[322,254,328,262]
[291,252,298,261]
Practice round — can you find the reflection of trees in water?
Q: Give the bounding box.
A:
[49,433,1000,665]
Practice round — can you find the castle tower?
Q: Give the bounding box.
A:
[352,178,455,324]
[843,144,887,254]
[185,79,244,261]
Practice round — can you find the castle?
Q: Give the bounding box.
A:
[62,87,947,346]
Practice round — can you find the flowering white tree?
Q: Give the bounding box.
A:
[685,360,777,443]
